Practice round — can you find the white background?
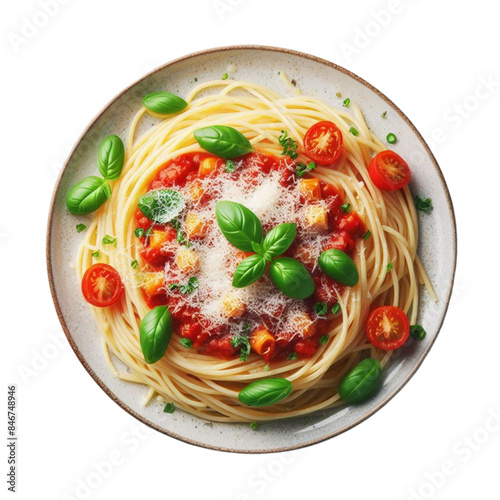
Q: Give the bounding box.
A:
[2,1,500,499]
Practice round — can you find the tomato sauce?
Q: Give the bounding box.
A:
[134,152,365,362]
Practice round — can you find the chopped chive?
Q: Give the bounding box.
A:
[341,203,351,213]
[278,130,299,160]
[381,111,387,119]
[387,133,397,144]
[91,250,100,259]
[415,196,433,213]
[319,334,329,345]
[163,402,176,414]
[287,352,298,361]
[131,260,138,269]
[180,338,193,348]
[76,223,87,233]
[331,303,341,315]
[225,159,237,173]
[343,98,351,107]
[363,230,372,240]
[222,73,228,80]
[314,302,328,315]
[102,235,117,246]
[349,127,359,136]
[386,263,393,271]
[250,422,259,431]
[410,325,426,340]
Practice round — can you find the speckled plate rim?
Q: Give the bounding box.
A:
[46,45,457,454]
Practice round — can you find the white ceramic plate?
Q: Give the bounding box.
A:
[47,46,456,453]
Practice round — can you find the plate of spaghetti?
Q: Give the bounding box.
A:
[47,46,456,453]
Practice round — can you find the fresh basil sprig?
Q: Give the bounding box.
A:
[98,135,124,180]
[269,257,315,299]
[238,378,292,407]
[338,358,382,404]
[194,126,253,158]
[138,189,185,224]
[66,176,111,215]
[261,223,296,260]
[233,254,267,288]
[215,201,263,252]
[216,201,314,298]
[139,306,173,364]
[143,91,188,115]
[318,249,359,287]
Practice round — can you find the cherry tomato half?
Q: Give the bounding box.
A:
[304,121,343,165]
[81,264,123,307]
[368,150,411,191]
[366,306,410,351]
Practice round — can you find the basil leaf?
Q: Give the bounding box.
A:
[233,254,267,288]
[215,201,263,252]
[98,135,125,180]
[66,176,111,215]
[142,91,187,115]
[338,358,382,404]
[318,249,359,287]
[138,190,185,224]
[261,223,297,260]
[268,257,315,299]
[194,126,253,158]
[139,306,173,364]
[238,378,292,407]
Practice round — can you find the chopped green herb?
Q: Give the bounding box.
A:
[250,422,259,431]
[415,196,433,213]
[76,223,87,233]
[343,98,351,107]
[387,133,397,144]
[134,227,146,238]
[225,159,238,173]
[102,235,117,246]
[264,364,270,371]
[163,402,176,414]
[341,203,351,213]
[363,230,372,240]
[278,130,299,160]
[180,338,193,348]
[381,111,387,119]
[91,250,100,259]
[170,219,181,230]
[319,334,329,345]
[331,303,341,315]
[387,263,393,271]
[349,127,359,136]
[295,161,316,177]
[231,334,252,362]
[222,73,228,80]
[131,260,138,269]
[287,352,298,361]
[314,302,328,316]
[410,325,426,340]
[169,276,199,295]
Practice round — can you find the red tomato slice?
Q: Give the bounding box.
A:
[366,306,410,350]
[368,151,411,190]
[82,264,123,307]
[304,121,343,165]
